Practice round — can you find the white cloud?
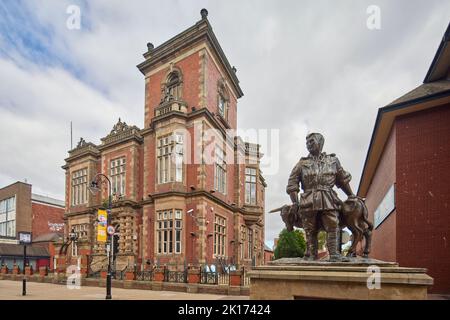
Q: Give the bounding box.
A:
[0,0,449,244]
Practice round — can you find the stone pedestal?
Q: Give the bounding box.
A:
[12,265,20,275]
[25,266,33,276]
[1,266,8,274]
[125,271,135,281]
[248,258,433,300]
[39,266,48,277]
[153,268,165,282]
[229,270,242,286]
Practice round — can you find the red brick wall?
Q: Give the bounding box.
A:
[100,144,143,202]
[364,125,397,262]
[205,51,238,130]
[143,204,155,262]
[264,250,273,264]
[186,126,200,190]
[396,104,450,294]
[31,202,64,238]
[144,134,156,195]
[145,53,200,126]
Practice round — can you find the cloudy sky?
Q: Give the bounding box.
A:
[1,0,449,247]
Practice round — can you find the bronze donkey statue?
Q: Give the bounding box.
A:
[270,197,373,258]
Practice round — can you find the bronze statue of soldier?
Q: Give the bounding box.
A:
[286,133,356,262]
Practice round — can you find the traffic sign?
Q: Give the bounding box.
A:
[18,231,32,244]
[107,225,115,235]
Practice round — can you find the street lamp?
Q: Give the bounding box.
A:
[88,173,113,300]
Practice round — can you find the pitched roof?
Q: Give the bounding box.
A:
[424,21,450,83]
[387,80,450,106]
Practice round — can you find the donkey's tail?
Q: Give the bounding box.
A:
[359,198,373,231]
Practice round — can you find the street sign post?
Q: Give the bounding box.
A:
[18,231,32,296]
[107,225,115,235]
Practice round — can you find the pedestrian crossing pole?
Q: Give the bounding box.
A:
[22,244,26,296]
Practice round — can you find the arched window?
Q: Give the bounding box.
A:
[162,71,182,101]
[217,80,229,119]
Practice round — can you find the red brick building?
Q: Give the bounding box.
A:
[0,181,65,270]
[358,22,450,294]
[60,9,266,273]
[263,245,274,264]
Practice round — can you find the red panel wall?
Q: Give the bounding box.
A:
[31,202,64,238]
[396,104,450,294]
[365,125,397,262]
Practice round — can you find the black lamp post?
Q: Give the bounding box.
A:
[89,173,112,300]
[18,231,31,296]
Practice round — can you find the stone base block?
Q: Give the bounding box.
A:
[187,284,199,293]
[228,286,241,296]
[249,258,433,300]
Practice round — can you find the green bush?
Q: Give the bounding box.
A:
[274,228,306,259]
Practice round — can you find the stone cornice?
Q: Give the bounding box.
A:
[65,199,142,217]
[64,142,100,166]
[151,107,235,148]
[65,191,264,224]
[137,18,243,98]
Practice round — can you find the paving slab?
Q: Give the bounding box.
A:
[0,280,249,300]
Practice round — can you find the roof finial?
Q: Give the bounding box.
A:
[200,8,208,19]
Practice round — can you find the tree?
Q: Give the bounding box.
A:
[318,231,327,251]
[274,228,306,259]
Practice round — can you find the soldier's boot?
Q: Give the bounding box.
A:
[327,231,349,262]
[304,231,318,261]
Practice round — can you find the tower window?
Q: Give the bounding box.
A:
[163,71,182,101]
[217,81,229,119]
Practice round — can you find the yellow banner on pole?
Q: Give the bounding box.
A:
[97,209,108,243]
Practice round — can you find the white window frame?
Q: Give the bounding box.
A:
[71,168,88,206]
[0,196,16,237]
[214,215,226,257]
[156,209,183,255]
[157,133,184,184]
[110,157,126,196]
[214,145,226,194]
[245,167,257,205]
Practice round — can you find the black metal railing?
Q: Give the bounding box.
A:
[199,265,230,285]
[241,267,250,286]
[87,269,101,278]
[164,268,187,283]
[200,270,218,284]
[111,269,126,280]
[135,270,154,281]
